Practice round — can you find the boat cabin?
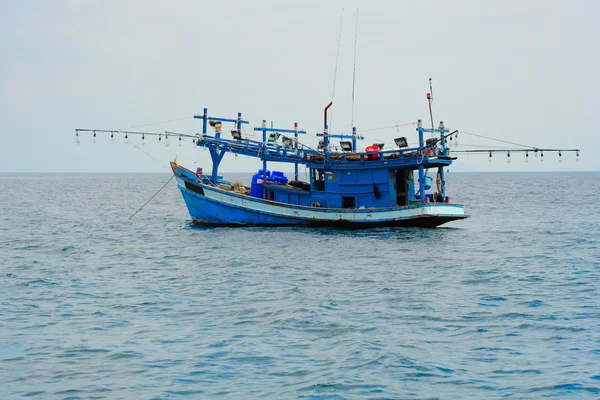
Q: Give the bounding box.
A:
[262,166,416,209]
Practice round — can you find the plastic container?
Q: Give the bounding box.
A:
[365,145,380,160]
[270,171,289,185]
[249,173,264,198]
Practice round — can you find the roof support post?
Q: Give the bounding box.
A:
[209,147,226,184]
[417,119,426,202]
[294,122,299,181]
[261,120,268,199]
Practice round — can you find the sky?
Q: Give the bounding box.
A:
[0,0,598,173]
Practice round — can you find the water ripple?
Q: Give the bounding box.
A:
[1,172,599,398]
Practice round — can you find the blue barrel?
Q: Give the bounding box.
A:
[249,173,264,198]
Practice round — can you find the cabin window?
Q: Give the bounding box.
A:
[326,171,337,180]
[342,196,356,209]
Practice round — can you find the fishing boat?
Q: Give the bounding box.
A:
[164,99,468,228]
[75,88,579,228]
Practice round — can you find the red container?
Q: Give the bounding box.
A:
[365,145,380,160]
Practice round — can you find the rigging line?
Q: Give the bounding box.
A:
[459,130,536,149]
[351,9,359,128]
[113,131,170,170]
[121,116,192,130]
[454,143,524,149]
[359,122,417,133]
[361,137,395,145]
[128,175,175,220]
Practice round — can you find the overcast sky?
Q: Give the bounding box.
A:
[1,0,597,173]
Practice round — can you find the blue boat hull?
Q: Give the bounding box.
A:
[175,175,467,229]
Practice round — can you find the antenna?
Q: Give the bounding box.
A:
[429,77,434,102]
[351,9,359,128]
[427,78,435,134]
[331,8,344,102]
[330,8,344,132]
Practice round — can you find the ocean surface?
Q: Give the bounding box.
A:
[1,172,599,399]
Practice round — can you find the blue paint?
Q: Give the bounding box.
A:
[177,181,464,226]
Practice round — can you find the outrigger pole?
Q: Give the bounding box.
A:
[74,128,196,146]
[452,148,580,163]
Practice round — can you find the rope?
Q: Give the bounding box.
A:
[360,121,416,133]
[112,131,170,170]
[454,143,523,150]
[129,175,175,219]
[459,130,536,149]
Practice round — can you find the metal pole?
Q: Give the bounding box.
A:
[439,166,446,198]
[352,126,357,152]
[294,122,299,181]
[262,120,267,199]
[438,121,446,197]
[417,120,425,202]
[324,102,333,150]
[202,107,208,134]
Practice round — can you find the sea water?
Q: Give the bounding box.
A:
[1,172,599,399]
